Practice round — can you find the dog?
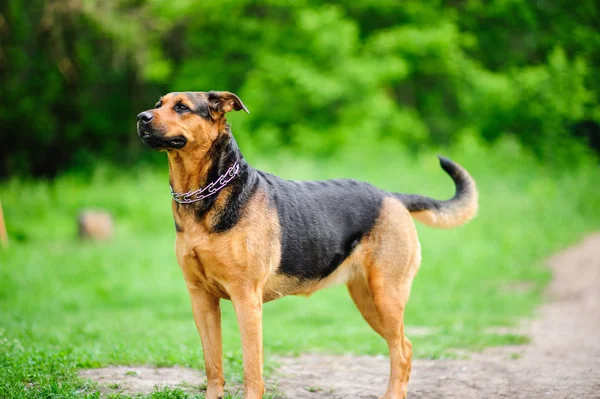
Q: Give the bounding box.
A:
[136,91,478,399]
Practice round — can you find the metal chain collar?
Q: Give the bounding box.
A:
[170,162,240,204]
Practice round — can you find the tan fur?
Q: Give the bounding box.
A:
[262,273,305,302]
[265,198,421,399]
[411,205,473,228]
[176,189,280,398]
[296,253,362,296]
[176,193,421,399]
[356,197,420,399]
[411,161,478,229]
[142,91,464,399]
[155,93,279,398]
[411,196,478,228]
[154,93,225,194]
[263,247,366,300]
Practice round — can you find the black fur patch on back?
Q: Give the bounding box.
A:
[395,193,441,212]
[257,172,384,280]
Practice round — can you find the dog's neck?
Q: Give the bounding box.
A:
[167,126,256,231]
[168,130,242,193]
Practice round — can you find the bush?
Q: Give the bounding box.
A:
[1,0,598,177]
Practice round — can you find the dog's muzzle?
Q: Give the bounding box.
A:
[136,112,187,150]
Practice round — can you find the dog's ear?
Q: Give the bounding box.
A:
[207,91,249,116]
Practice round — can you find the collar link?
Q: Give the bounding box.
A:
[170,162,240,204]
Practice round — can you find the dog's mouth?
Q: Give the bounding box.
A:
[138,126,187,150]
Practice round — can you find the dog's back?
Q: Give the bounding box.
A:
[256,155,477,284]
[257,171,384,281]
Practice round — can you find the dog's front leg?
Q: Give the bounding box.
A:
[187,285,225,399]
[231,287,264,398]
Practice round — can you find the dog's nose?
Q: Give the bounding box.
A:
[137,111,153,123]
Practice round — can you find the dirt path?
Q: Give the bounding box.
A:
[81,234,600,398]
[274,234,600,398]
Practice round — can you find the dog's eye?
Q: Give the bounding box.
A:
[174,103,190,113]
[155,102,162,109]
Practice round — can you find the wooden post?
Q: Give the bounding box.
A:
[0,200,7,248]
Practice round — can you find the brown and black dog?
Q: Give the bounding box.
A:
[136,91,478,399]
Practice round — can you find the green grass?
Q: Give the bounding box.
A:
[1,136,599,398]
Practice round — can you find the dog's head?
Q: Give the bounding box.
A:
[136,91,248,152]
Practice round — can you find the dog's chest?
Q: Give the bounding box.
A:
[174,211,280,298]
[175,228,235,297]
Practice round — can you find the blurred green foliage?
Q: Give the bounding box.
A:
[1,0,599,177]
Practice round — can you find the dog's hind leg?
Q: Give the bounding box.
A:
[349,269,413,398]
[368,275,414,399]
[359,197,421,399]
[347,276,384,337]
[348,272,413,399]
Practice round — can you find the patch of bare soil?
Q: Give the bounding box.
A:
[273,234,600,399]
[79,366,205,395]
[80,234,600,398]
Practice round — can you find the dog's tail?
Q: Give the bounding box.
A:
[394,156,478,229]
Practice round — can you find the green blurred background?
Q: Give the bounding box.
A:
[1,1,600,398]
[1,0,599,176]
